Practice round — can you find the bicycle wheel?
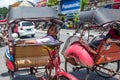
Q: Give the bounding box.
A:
[95,61,120,78]
[52,75,70,80]
[58,76,69,80]
[65,58,81,72]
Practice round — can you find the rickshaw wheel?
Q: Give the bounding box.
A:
[65,58,83,72]
[95,61,120,78]
[52,76,69,80]
[8,70,14,80]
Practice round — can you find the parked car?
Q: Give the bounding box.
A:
[17,21,36,37]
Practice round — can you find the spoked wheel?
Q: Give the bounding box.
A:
[65,58,82,72]
[95,61,120,78]
[45,65,53,79]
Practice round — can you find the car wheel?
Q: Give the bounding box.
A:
[32,34,35,37]
[17,33,20,38]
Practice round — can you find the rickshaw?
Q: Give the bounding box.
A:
[0,19,8,46]
[5,7,78,80]
[62,8,120,80]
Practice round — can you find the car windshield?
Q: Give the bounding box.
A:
[22,22,33,26]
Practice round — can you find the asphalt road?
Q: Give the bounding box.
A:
[0,29,119,80]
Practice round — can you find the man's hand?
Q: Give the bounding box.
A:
[106,38,112,44]
[106,38,120,44]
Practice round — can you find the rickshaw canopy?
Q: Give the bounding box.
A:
[78,8,120,26]
[8,7,62,24]
[0,19,7,25]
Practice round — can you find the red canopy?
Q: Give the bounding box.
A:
[0,19,7,25]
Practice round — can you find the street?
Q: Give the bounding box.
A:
[0,29,119,80]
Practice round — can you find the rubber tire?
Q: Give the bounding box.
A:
[53,76,69,80]
[65,58,81,73]
[31,34,35,37]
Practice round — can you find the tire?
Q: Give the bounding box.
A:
[31,34,35,37]
[58,76,69,80]
[53,76,69,80]
[95,61,120,78]
[17,33,21,38]
[65,58,81,72]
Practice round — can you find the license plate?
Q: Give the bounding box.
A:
[27,29,31,31]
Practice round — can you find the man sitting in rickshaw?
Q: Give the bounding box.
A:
[90,22,120,49]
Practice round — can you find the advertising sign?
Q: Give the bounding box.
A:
[61,0,80,14]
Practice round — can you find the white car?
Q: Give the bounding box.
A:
[18,21,36,37]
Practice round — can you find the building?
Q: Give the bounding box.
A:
[19,0,34,7]
[86,0,120,9]
[10,0,35,7]
[36,0,47,7]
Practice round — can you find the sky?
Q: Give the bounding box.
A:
[0,0,40,8]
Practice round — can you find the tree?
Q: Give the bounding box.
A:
[47,0,59,6]
[80,0,89,11]
[0,7,8,19]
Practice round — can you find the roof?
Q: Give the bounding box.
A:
[8,6,63,26]
[8,7,59,22]
[11,1,35,7]
[78,8,120,25]
[19,0,34,7]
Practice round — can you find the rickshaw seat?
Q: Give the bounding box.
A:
[14,44,50,69]
[75,41,97,55]
[95,42,120,64]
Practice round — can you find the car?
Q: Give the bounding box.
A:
[17,21,36,37]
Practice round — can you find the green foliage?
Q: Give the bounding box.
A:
[47,0,59,6]
[80,0,89,11]
[0,7,8,19]
[73,13,79,24]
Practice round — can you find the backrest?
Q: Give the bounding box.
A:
[14,45,49,58]
[95,42,120,64]
[14,44,51,68]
